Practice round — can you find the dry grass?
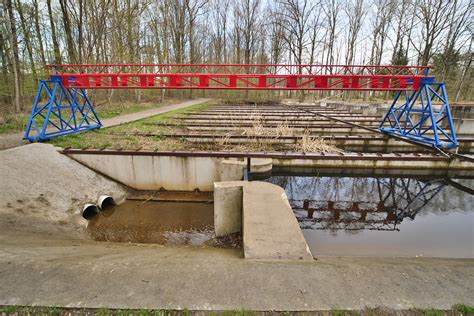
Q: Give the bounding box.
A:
[212,112,342,153]
[241,112,294,138]
[295,133,343,153]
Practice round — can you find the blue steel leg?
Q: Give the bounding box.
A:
[24,81,45,140]
[24,78,102,142]
[379,90,402,129]
[441,84,458,145]
[39,81,59,139]
[425,85,440,147]
[380,82,458,149]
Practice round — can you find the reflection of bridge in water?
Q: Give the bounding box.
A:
[272,176,449,232]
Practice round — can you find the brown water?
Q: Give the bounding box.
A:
[268,175,474,258]
[88,199,218,246]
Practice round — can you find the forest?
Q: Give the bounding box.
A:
[1,0,473,114]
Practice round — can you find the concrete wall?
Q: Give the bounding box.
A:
[214,181,313,260]
[68,154,272,191]
[214,182,243,236]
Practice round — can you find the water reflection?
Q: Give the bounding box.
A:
[274,177,459,232]
[268,176,474,258]
[267,175,474,257]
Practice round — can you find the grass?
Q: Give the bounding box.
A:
[454,304,474,315]
[0,100,174,135]
[1,305,473,315]
[49,102,211,150]
[48,102,345,153]
[0,112,30,134]
[416,308,445,316]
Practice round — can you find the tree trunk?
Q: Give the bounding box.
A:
[32,0,47,67]
[5,0,22,112]
[47,0,62,64]
[15,0,38,82]
[59,0,77,63]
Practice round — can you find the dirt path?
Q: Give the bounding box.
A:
[0,98,212,150]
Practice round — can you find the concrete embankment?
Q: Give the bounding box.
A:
[0,228,473,310]
[0,143,127,237]
[67,152,272,191]
[64,149,474,190]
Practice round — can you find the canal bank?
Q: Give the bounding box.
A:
[1,141,473,311]
[0,225,472,311]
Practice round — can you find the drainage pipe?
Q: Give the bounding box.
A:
[82,204,99,220]
[98,195,116,210]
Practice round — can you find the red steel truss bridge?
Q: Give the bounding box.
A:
[24,63,458,149]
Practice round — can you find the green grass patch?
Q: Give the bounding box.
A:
[454,304,474,315]
[0,100,174,135]
[416,308,445,316]
[48,102,211,150]
[0,113,29,134]
[1,305,473,315]
[96,102,160,120]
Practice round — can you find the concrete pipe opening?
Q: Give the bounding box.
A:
[82,203,99,220]
[98,195,116,210]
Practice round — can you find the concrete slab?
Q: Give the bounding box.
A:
[242,181,313,260]
[214,182,243,236]
[0,227,472,311]
[214,181,312,260]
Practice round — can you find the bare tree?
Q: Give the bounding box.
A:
[267,5,287,65]
[455,36,473,102]
[438,0,471,80]
[235,0,262,65]
[344,0,365,65]
[46,0,61,64]
[369,0,395,65]
[59,0,77,63]
[411,0,454,66]
[5,0,21,112]
[32,0,47,67]
[15,0,37,81]
[322,0,342,66]
[277,0,318,68]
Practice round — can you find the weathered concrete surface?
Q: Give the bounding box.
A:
[0,227,472,311]
[214,181,312,260]
[214,182,243,237]
[0,143,127,237]
[273,157,474,178]
[69,154,223,191]
[219,158,272,181]
[242,181,313,260]
[67,155,272,191]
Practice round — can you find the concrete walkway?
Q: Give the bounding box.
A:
[101,98,211,128]
[0,98,211,150]
[0,227,472,311]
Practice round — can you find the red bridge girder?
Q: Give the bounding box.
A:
[46,63,432,91]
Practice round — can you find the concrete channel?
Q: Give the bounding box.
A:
[1,101,474,310]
